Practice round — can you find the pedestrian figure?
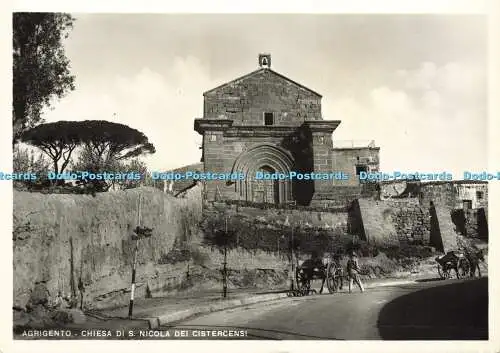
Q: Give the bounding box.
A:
[78,277,85,310]
[464,247,485,278]
[347,250,364,293]
[64,294,78,309]
[332,253,344,290]
[53,291,64,309]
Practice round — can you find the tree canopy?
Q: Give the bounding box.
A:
[13,13,75,143]
[77,120,156,163]
[20,120,156,175]
[20,121,83,174]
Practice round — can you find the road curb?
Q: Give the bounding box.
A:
[148,293,288,329]
[146,279,418,329]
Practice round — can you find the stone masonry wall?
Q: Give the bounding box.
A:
[310,185,363,208]
[204,69,322,124]
[331,148,380,186]
[419,182,488,210]
[386,199,431,246]
[352,198,436,249]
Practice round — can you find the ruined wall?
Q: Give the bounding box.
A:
[353,198,435,249]
[431,203,458,252]
[419,181,488,210]
[418,181,488,249]
[203,69,322,124]
[465,208,488,240]
[419,183,457,209]
[455,183,488,209]
[451,208,488,241]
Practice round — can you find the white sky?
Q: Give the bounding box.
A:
[40,14,488,178]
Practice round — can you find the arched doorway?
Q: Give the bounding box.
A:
[252,166,280,204]
[230,144,294,204]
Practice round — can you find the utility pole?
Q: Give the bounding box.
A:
[128,237,139,319]
[222,217,228,298]
[128,194,141,319]
[277,236,280,257]
[290,225,294,291]
[128,194,153,319]
[284,217,294,291]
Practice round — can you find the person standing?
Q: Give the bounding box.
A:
[347,250,365,293]
[53,291,64,309]
[78,277,85,310]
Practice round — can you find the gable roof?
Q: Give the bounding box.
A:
[203,68,322,98]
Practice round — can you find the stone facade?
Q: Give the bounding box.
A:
[331,147,380,186]
[195,54,379,207]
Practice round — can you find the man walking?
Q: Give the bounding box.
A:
[347,250,364,293]
[464,247,485,278]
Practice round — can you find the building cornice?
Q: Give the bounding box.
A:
[194,119,233,134]
[194,118,341,136]
[303,120,341,133]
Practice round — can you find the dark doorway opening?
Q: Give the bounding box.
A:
[253,165,279,204]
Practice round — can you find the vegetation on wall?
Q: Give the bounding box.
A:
[201,214,355,258]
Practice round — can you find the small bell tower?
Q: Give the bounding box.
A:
[258,53,271,69]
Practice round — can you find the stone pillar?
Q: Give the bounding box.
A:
[304,121,340,204]
[311,132,333,192]
[194,119,233,202]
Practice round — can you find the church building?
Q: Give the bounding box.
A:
[194,54,380,207]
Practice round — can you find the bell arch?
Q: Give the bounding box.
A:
[230,144,294,204]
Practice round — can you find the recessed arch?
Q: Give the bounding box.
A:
[230,144,294,204]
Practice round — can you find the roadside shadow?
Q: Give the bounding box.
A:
[377,278,488,340]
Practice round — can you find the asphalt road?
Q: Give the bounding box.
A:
[165,277,488,340]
